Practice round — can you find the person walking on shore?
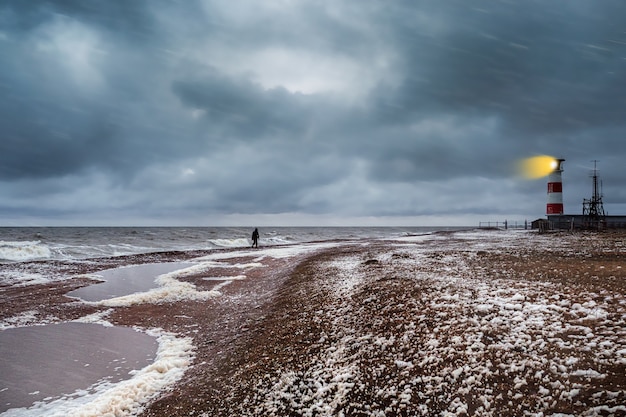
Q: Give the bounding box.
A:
[251,228,259,248]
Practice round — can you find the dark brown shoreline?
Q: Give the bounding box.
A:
[145,232,626,416]
[1,231,625,416]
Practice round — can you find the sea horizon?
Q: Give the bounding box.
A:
[0,225,475,264]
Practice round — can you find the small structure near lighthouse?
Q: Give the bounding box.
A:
[582,160,606,229]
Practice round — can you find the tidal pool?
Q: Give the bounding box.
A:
[0,322,158,412]
[66,262,194,302]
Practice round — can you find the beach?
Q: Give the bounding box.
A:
[1,229,625,416]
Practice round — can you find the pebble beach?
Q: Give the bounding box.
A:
[1,229,625,416]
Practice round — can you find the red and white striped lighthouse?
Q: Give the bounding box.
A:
[546,158,565,215]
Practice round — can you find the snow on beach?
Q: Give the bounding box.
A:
[216,231,625,416]
[1,229,625,416]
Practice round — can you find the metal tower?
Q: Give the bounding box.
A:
[582,160,605,225]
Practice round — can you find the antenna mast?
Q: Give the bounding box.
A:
[582,160,606,227]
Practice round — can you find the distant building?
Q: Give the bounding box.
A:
[545,215,626,230]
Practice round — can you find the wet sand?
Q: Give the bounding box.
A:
[1,231,625,416]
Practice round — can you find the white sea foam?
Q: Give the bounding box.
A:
[0,241,51,262]
[193,241,342,263]
[202,275,247,281]
[262,235,294,245]
[208,238,251,248]
[0,310,43,330]
[0,270,51,286]
[72,310,114,326]
[2,329,194,417]
[92,272,221,307]
[159,261,260,278]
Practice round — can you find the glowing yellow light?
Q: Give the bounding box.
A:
[517,155,558,179]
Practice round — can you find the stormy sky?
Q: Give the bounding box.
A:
[1,0,625,226]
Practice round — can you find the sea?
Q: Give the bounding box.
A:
[0,226,467,264]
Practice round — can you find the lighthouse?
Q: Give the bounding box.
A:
[546,159,565,215]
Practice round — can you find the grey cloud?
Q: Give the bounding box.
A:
[171,75,315,142]
[351,0,626,187]
[1,0,625,224]
[376,1,626,133]
[0,0,156,42]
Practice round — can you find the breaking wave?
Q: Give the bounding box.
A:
[0,241,52,262]
[207,238,252,248]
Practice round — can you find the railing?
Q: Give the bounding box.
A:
[478,220,529,230]
[483,218,626,232]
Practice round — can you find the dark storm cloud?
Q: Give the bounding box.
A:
[172,74,315,141]
[376,1,626,129]
[354,0,626,186]
[0,0,155,40]
[1,0,625,224]
[0,1,222,181]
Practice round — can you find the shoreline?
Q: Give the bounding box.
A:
[1,230,625,416]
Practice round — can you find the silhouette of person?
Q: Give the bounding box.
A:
[251,228,259,248]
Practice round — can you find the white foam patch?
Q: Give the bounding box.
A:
[0,270,51,287]
[0,311,44,330]
[72,310,114,326]
[323,256,364,296]
[194,241,342,263]
[92,272,220,307]
[3,329,194,417]
[1,309,117,331]
[202,275,247,281]
[392,234,442,244]
[160,261,262,279]
[209,280,233,293]
[208,238,251,248]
